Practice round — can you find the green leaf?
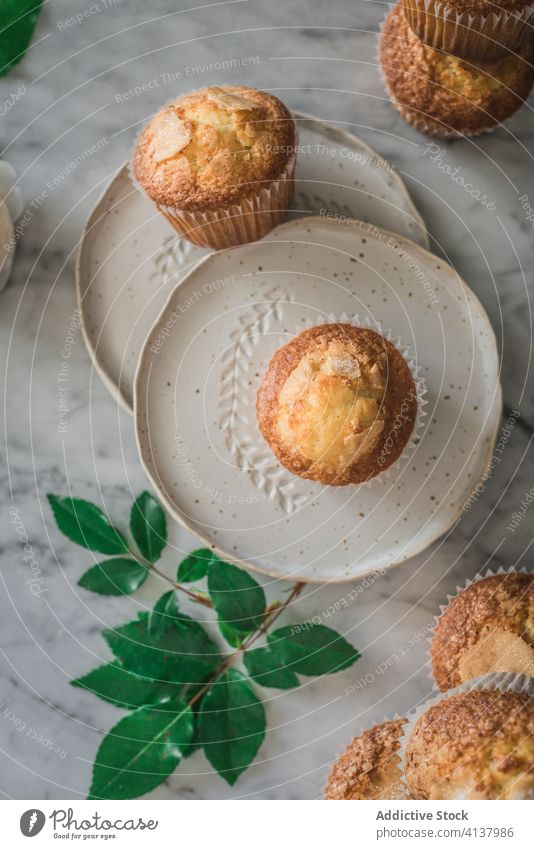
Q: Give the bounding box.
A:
[177,548,215,583]
[89,701,193,799]
[130,491,167,562]
[180,680,211,759]
[217,620,245,649]
[47,495,128,555]
[267,624,360,676]
[103,612,220,685]
[198,669,265,785]
[71,663,179,710]
[0,0,42,77]
[243,647,299,689]
[147,591,179,641]
[78,558,148,596]
[208,560,266,634]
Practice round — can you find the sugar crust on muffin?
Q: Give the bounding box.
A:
[381,3,534,137]
[324,719,410,800]
[405,689,534,800]
[256,324,417,486]
[431,573,534,691]
[133,85,295,210]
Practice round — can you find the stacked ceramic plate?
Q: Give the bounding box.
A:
[76,111,501,583]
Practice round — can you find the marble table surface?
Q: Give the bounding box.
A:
[1,0,533,800]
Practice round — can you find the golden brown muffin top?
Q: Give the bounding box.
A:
[325,719,410,800]
[132,86,295,211]
[381,4,534,135]
[256,324,417,486]
[405,689,534,800]
[432,573,534,691]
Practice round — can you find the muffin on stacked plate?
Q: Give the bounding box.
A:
[257,324,418,486]
[133,86,296,249]
[380,2,534,136]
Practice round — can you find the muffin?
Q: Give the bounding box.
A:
[132,86,296,250]
[256,324,417,486]
[405,689,534,799]
[325,719,410,799]
[381,3,534,137]
[431,573,534,691]
[403,0,534,61]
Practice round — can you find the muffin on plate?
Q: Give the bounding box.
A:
[431,573,534,691]
[402,0,534,61]
[405,689,534,799]
[325,719,410,799]
[256,324,417,486]
[381,3,534,137]
[132,86,296,250]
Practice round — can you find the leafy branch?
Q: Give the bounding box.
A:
[48,491,360,799]
[0,1,42,77]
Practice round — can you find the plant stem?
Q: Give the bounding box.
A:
[150,562,213,608]
[128,548,213,608]
[186,580,305,709]
[240,581,305,652]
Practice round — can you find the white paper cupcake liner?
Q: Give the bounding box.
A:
[128,90,297,250]
[426,565,534,689]
[403,0,534,60]
[398,670,534,797]
[297,311,428,490]
[393,104,495,139]
[156,155,295,250]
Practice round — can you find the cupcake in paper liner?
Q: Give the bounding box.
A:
[403,0,534,61]
[324,717,411,799]
[380,3,534,138]
[429,566,534,692]
[400,672,534,799]
[256,315,425,488]
[132,86,296,250]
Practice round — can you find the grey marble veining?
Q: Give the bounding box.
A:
[1,0,533,800]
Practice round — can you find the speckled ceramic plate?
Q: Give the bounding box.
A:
[76,112,429,411]
[134,216,502,583]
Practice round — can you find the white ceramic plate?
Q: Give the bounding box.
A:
[134,216,502,583]
[77,112,429,411]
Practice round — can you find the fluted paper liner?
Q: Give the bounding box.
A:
[394,104,496,139]
[403,0,534,61]
[426,565,534,689]
[398,670,534,795]
[156,155,295,250]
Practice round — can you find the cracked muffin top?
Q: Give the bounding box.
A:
[132,86,295,211]
[256,324,417,486]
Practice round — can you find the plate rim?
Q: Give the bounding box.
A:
[133,214,503,585]
[75,110,429,413]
